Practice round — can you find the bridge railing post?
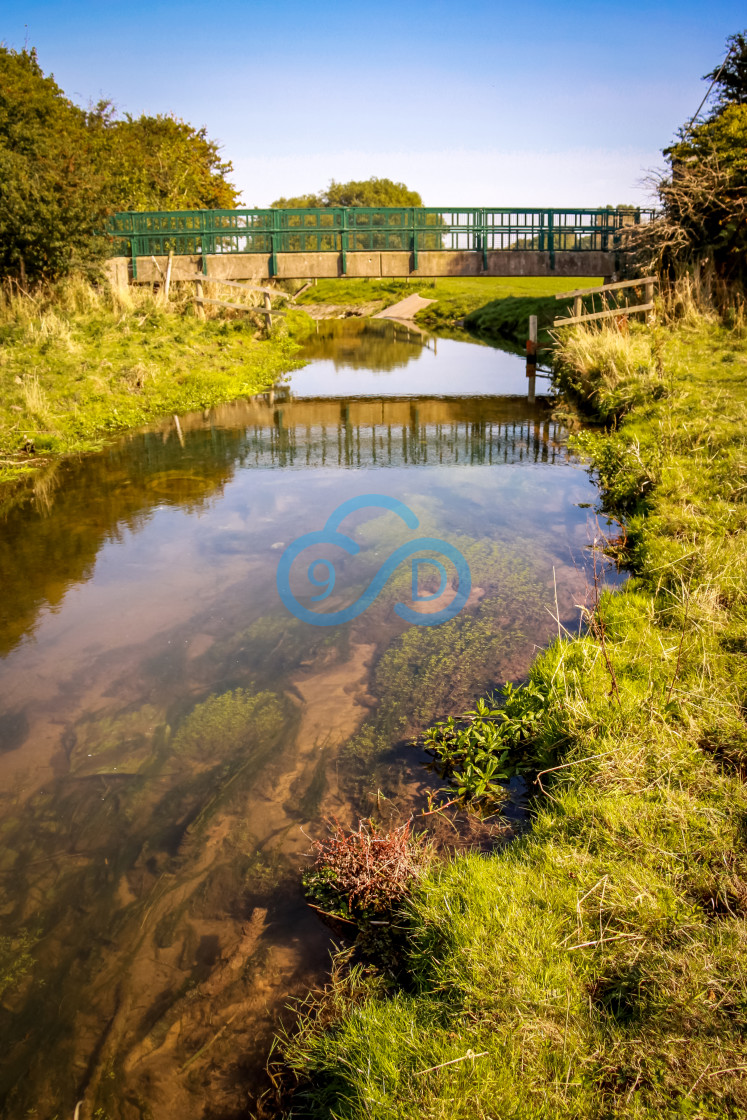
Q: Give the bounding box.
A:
[270,210,279,278]
[130,233,139,280]
[410,208,418,273]
[476,209,488,271]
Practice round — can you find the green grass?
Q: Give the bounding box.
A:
[279,310,747,1118]
[464,289,647,351]
[465,293,562,349]
[0,277,305,486]
[294,276,601,332]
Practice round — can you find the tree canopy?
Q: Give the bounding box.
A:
[89,106,238,212]
[272,177,423,209]
[703,30,747,113]
[0,48,102,279]
[641,31,747,289]
[0,47,239,280]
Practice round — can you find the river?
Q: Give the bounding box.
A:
[0,319,610,1118]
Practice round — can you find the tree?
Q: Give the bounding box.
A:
[272,177,423,208]
[0,46,239,280]
[91,110,239,212]
[638,94,747,288]
[703,30,747,114]
[0,48,104,279]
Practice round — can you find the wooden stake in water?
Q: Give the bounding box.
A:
[527,314,537,403]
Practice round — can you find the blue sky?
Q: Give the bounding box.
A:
[3,0,744,206]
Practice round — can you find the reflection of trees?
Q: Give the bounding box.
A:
[0,426,245,656]
[0,383,563,654]
[300,319,428,370]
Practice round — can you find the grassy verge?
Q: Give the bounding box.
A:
[294,276,601,331]
[465,293,562,349]
[279,307,747,1117]
[463,287,635,351]
[0,277,306,486]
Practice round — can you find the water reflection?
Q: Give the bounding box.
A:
[0,391,563,660]
[299,316,433,370]
[293,316,534,397]
[0,325,609,1119]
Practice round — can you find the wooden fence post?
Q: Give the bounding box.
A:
[163,250,173,303]
[263,292,272,330]
[195,278,205,319]
[527,315,538,375]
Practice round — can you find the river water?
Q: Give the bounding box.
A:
[0,320,608,1118]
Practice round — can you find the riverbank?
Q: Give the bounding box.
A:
[463,288,647,351]
[294,276,600,332]
[464,291,560,349]
[0,278,305,488]
[279,305,747,1116]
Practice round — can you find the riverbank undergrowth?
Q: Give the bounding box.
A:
[278,306,747,1118]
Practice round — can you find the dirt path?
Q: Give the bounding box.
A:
[373,293,437,321]
[300,301,383,319]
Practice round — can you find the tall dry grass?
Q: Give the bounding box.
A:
[0,271,284,331]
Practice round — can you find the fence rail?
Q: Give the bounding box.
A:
[553,276,656,327]
[107,206,656,275]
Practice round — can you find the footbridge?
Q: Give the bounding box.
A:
[107,206,654,285]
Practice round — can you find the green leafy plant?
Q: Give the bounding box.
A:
[422,682,548,814]
[570,428,660,511]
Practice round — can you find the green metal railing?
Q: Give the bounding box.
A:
[107,206,655,277]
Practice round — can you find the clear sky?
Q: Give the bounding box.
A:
[3,0,744,207]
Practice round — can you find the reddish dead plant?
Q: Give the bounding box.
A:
[306,818,429,917]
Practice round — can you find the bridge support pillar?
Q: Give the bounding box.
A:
[104,257,130,297]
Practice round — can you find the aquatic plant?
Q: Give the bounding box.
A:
[422,683,548,814]
[171,688,284,759]
[0,931,35,999]
[70,703,163,774]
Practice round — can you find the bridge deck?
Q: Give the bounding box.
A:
[107,206,654,281]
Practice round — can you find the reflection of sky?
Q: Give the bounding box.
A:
[0,458,603,692]
[0,335,597,693]
[291,336,538,399]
